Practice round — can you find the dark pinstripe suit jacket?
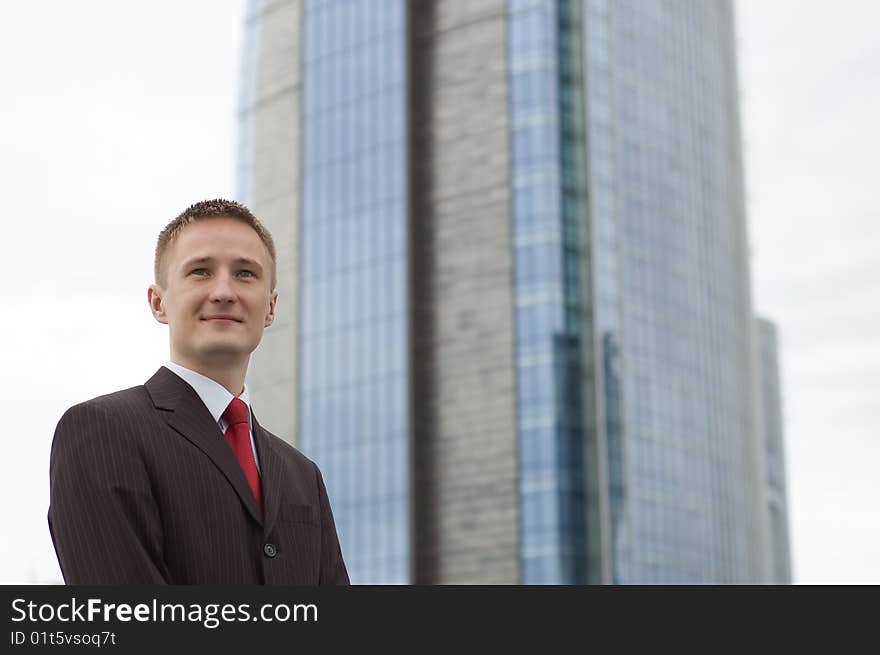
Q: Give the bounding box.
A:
[48,366,349,585]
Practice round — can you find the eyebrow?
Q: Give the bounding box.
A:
[181,256,264,271]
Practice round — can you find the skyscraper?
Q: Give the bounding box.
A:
[238,0,786,583]
[757,317,793,584]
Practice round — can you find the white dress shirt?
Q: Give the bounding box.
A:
[162,361,260,471]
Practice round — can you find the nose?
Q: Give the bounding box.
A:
[208,272,237,304]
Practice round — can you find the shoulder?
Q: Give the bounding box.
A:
[261,427,317,472]
[50,387,158,483]
[58,385,152,425]
[259,427,338,501]
[53,385,153,452]
[259,429,335,512]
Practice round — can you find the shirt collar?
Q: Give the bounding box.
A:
[162,361,251,427]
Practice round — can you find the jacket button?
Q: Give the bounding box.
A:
[263,543,277,558]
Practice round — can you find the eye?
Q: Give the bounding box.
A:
[190,268,209,276]
[238,270,256,278]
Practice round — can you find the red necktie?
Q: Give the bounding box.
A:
[222,397,263,511]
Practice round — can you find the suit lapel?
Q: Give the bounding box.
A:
[251,411,283,537]
[144,367,263,526]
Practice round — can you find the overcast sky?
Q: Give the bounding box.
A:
[737,0,880,583]
[0,0,876,584]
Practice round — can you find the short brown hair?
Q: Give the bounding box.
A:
[154,199,277,288]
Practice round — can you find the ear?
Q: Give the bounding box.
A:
[264,289,278,328]
[148,284,169,325]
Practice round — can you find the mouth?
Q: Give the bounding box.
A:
[201,317,243,323]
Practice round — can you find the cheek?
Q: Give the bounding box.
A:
[166,302,201,329]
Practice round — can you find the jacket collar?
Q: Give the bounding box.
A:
[145,366,283,532]
[251,412,283,536]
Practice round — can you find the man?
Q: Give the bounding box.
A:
[48,199,349,585]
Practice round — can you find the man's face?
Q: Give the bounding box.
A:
[148,216,277,367]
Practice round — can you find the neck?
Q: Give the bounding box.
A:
[169,353,249,396]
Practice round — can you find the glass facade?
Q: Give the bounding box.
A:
[299,0,409,584]
[508,0,590,584]
[241,0,773,584]
[584,0,759,582]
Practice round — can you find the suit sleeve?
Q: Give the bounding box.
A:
[48,402,169,584]
[313,462,350,585]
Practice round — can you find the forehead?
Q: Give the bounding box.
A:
[168,216,269,263]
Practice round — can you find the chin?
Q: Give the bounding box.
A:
[194,341,249,358]
[203,340,258,357]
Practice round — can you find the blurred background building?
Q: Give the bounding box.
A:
[238,0,791,583]
[757,317,792,584]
